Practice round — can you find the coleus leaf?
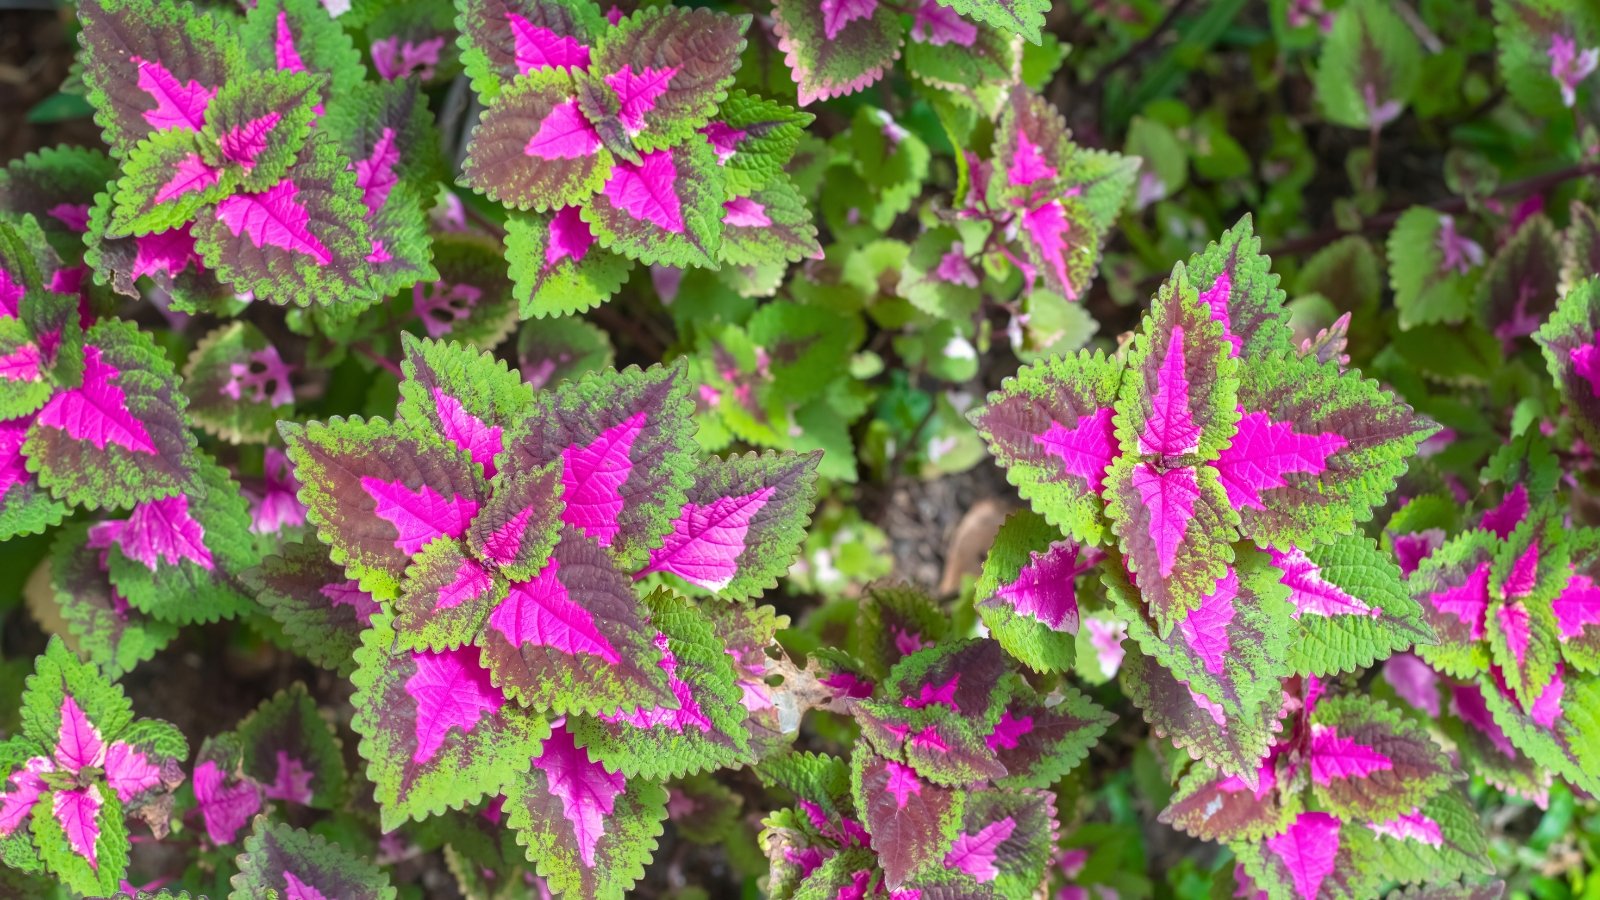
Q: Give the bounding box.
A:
[589,6,750,151]
[1106,546,1295,784]
[1308,696,1452,821]
[182,322,296,443]
[1344,789,1494,888]
[349,611,551,830]
[975,510,1101,673]
[1484,514,1565,709]
[31,778,128,897]
[25,319,199,510]
[1477,665,1600,796]
[0,146,119,263]
[192,735,265,846]
[82,194,233,314]
[903,8,1011,93]
[1559,527,1600,673]
[280,414,489,601]
[1160,752,1298,844]
[193,132,379,309]
[1236,812,1370,900]
[76,0,242,158]
[1477,215,1562,345]
[396,334,535,480]
[231,683,347,810]
[49,523,178,678]
[242,538,378,678]
[455,0,606,102]
[1388,208,1482,329]
[1410,530,1499,679]
[199,70,323,192]
[1182,214,1296,360]
[700,91,812,197]
[984,675,1113,790]
[1492,0,1600,115]
[851,750,962,890]
[504,207,631,319]
[1273,534,1437,677]
[409,233,516,347]
[460,69,613,213]
[853,639,1012,786]
[570,589,754,779]
[639,449,820,601]
[581,139,727,268]
[1224,352,1437,550]
[105,455,261,625]
[0,417,67,541]
[1534,277,1600,446]
[772,0,905,106]
[987,85,1070,210]
[711,601,793,756]
[716,176,822,268]
[932,0,1046,43]
[464,464,566,581]
[944,789,1056,895]
[1313,0,1421,130]
[502,723,668,899]
[505,360,695,571]
[240,0,368,99]
[969,348,1123,546]
[230,817,398,900]
[855,583,951,679]
[107,129,236,238]
[1105,272,1242,632]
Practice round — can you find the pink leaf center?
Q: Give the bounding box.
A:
[559,410,646,547]
[35,345,159,455]
[131,56,215,131]
[722,197,771,228]
[1265,812,1341,900]
[602,149,686,233]
[1213,410,1347,511]
[433,387,503,478]
[545,205,597,271]
[1178,569,1239,675]
[218,112,283,171]
[944,817,1016,882]
[643,486,776,591]
[1139,325,1203,457]
[117,493,215,571]
[1308,724,1393,784]
[359,477,480,555]
[508,15,592,73]
[404,645,506,764]
[1272,547,1378,619]
[487,559,622,662]
[1131,463,1200,579]
[604,66,677,134]
[534,727,626,868]
[214,180,333,265]
[1034,407,1117,492]
[525,101,602,161]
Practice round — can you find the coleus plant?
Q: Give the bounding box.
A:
[456,0,822,316]
[281,335,820,894]
[971,217,1439,781]
[76,0,440,310]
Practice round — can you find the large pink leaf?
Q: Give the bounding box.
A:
[1214,412,1348,512]
[487,557,622,663]
[359,476,481,556]
[1264,812,1341,900]
[1177,569,1239,675]
[214,180,333,265]
[601,150,686,234]
[642,486,776,591]
[52,785,104,867]
[104,742,164,803]
[1554,573,1600,640]
[532,726,626,867]
[509,15,592,73]
[34,345,158,455]
[1308,724,1393,784]
[988,541,1101,632]
[115,494,214,571]
[404,645,508,765]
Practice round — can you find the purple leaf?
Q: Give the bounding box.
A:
[193,758,263,845]
[1214,412,1348,513]
[467,465,564,580]
[457,0,601,93]
[461,73,609,212]
[773,0,903,105]
[487,557,623,664]
[560,410,647,547]
[855,753,959,889]
[511,16,592,73]
[1264,812,1341,900]
[1308,724,1393,784]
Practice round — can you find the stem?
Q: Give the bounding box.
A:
[352,342,404,379]
[462,202,508,239]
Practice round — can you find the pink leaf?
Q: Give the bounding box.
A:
[1554,573,1600,640]
[605,66,677,133]
[944,817,1016,882]
[820,0,878,39]
[533,726,626,868]
[0,268,22,317]
[405,645,507,764]
[433,387,504,478]
[1020,200,1072,297]
[1308,724,1393,784]
[524,101,602,160]
[985,710,1033,751]
[1480,484,1528,539]
[131,56,215,131]
[53,786,104,868]
[1139,325,1203,456]
[1451,684,1518,759]
[1382,653,1439,717]
[214,180,334,265]
[559,411,646,546]
[1265,812,1341,900]
[545,205,596,271]
[1392,529,1443,578]
[1502,544,1540,599]
[193,759,262,845]
[1271,547,1378,619]
[1008,131,1057,188]
[118,493,215,571]
[218,112,283,171]
[1214,411,1347,511]
[35,345,159,454]
[1034,407,1117,492]
[643,486,777,591]
[413,280,483,338]
[1430,561,1490,640]
[990,541,1100,632]
[431,558,494,610]
[0,756,51,837]
[487,560,622,662]
[1570,344,1600,398]
[153,153,221,205]
[508,15,592,73]
[359,476,481,555]
[1529,664,1566,728]
[1086,618,1127,678]
[722,197,771,228]
[602,149,686,233]
[103,741,162,803]
[54,695,104,773]
[1178,569,1239,675]
[266,750,315,804]
[0,419,30,499]
[1367,809,1443,846]
[1131,463,1200,579]
[701,122,747,164]
[275,12,309,73]
[370,35,445,80]
[47,203,92,233]
[132,227,203,280]
[353,127,400,213]
[910,0,977,46]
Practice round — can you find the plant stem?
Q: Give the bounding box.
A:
[352,342,404,378]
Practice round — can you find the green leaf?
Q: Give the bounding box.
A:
[504,209,632,319]
[705,91,812,197]
[230,817,397,900]
[231,682,348,810]
[931,0,1048,43]
[1492,0,1600,115]
[1314,0,1422,129]
[1388,207,1481,330]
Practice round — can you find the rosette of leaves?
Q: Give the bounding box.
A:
[1163,678,1492,900]
[1407,481,1600,795]
[0,638,188,896]
[76,0,438,309]
[971,218,1438,781]
[457,0,820,314]
[282,335,819,896]
[758,633,1110,897]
